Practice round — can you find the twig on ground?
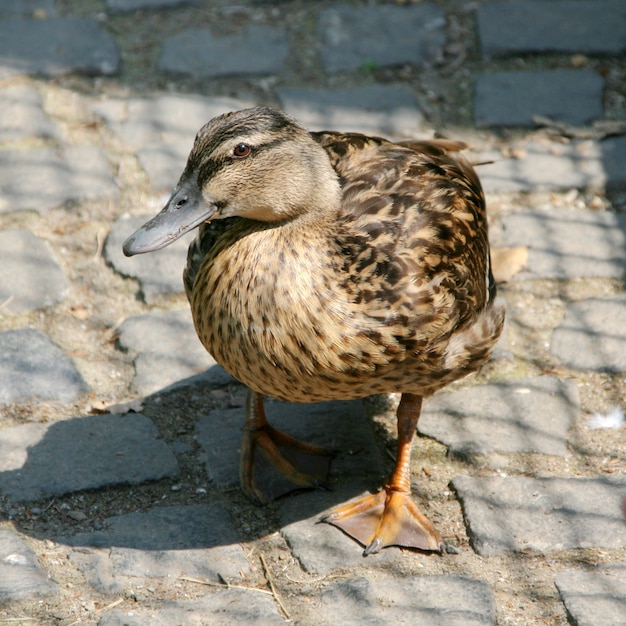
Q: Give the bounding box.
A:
[178,575,273,596]
[260,553,291,620]
[97,597,124,612]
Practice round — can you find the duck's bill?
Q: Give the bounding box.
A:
[123,190,218,256]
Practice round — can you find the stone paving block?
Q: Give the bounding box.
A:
[0,413,179,501]
[60,505,249,591]
[419,376,579,457]
[106,0,199,11]
[0,328,88,407]
[277,84,425,137]
[158,25,288,78]
[551,295,626,373]
[0,145,118,213]
[0,229,69,313]
[99,589,285,626]
[136,144,192,193]
[133,352,233,396]
[280,486,397,575]
[478,140,606,193]
[0,0,56,17]
[0,529,58,602]
[93,94,231,150]
[478,1,626,58]
[474,70,604,128]
[501,209,626,280]
[316,575,495,626]
[555,567,626,626]
[600,135,626,191]
[452,476,626,555]
[93,94,249,190]
[0,18,119,78]
[317,4,446,73]
[196,399,380,490]
[117,308,233,395]
[0,84,59,142]
[105,214,193,302]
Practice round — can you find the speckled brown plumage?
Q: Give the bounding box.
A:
[123,106,505,555]
[182,117,503,404]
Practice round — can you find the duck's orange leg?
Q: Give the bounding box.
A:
[320,393,442,555]
[239,390,334,503]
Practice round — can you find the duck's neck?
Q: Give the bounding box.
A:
[281,144,343,226]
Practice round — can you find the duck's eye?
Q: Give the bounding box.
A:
[233,143,251,158]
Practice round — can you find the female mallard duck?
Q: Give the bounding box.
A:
[123,106,504,555]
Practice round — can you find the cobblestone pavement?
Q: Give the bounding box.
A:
[1,1,626,624]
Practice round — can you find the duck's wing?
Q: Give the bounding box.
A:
[311,131,495,337]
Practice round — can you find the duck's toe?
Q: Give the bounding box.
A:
[240,423,334,503]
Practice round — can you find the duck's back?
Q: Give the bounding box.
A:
[313,131,496,341]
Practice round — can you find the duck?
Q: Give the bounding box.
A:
[123,106,505,555]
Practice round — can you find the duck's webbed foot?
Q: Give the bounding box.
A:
[240,390,334,503]
[320,487,442,555]
[319,393,443,555]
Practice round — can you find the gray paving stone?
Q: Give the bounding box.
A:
[0,84,59,142]
[478,140,606,193]
[501,209,626,280]
[555,567,626,626]
[0,18,119,78]
[452,476,626,555]
[280,486,397,575]
[133,352,233,396]
[93,94,249,190]
[551,295,626,373]
[277,84,425,137]
[99,589,285,626]
[0,413,179,501]
[0,229,69,313]
[117,308,232,395]
[0,529,58,602]
[600,135,626,191]
[317,4,446,73]
[317,575,495,626]
[93,94,225,150]
[478,1,626,58]
[474,70,604,128]
[158,25,288,78]
[419,376,579,458]
[196,399,380,490]
[105,214,192,302]
[60,505,249,592]
[106,0,199,11]
[0,145,118,213]
[0,328,88,407]
[62,503,240,550]
[0,0,56,17]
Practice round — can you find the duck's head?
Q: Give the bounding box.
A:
[123,106,340,256]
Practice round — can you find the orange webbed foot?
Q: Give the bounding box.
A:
[321,393,443,555]
[320,488,442,555]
